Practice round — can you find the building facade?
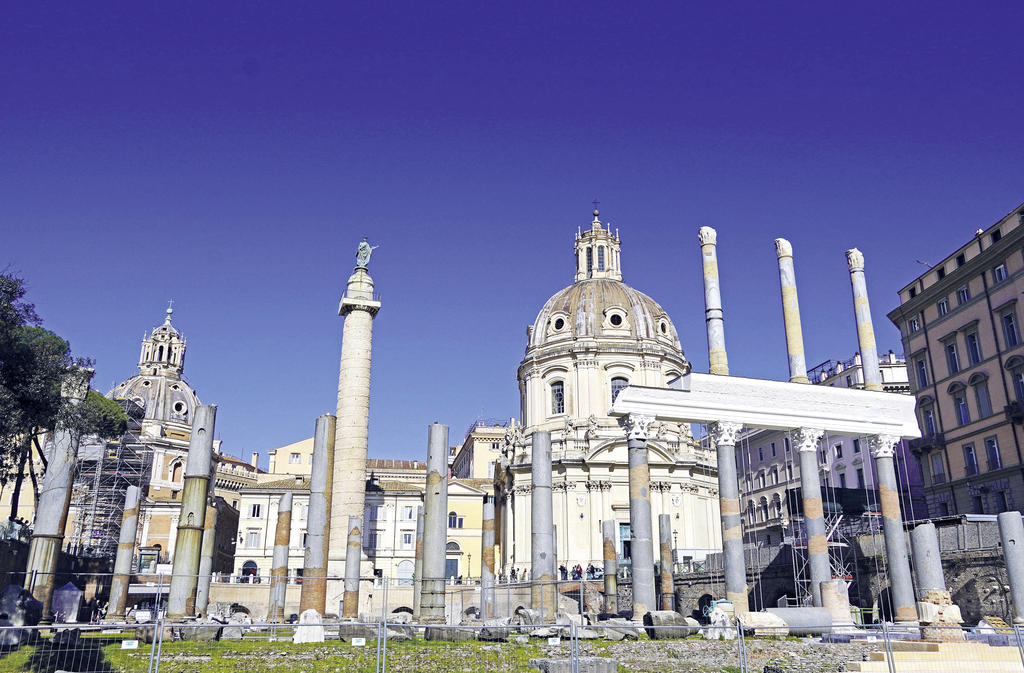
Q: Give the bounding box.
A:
[888,201,1024,517]
[495,210,722,574]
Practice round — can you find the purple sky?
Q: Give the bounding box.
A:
[2,3,1022,465]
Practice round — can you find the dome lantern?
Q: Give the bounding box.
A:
[574,209,622,282]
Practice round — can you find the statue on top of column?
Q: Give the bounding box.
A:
[356,237,379,267]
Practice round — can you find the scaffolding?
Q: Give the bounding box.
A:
[67,398,153,557]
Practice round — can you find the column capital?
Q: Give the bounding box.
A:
[774,238,793,259]
[791,427,824,453]
[621,413,655,441]
[707,421,743,447]
[846,248,865,272]
[868,434,900,459]
[698,226,717,246]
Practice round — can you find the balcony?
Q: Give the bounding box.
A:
[908,433,945,456]
[1005,401,1024,424]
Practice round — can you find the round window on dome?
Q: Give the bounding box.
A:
[554,318,565,331]
[660,322,668,334]
[173,401,186,414]
[610,314,623,327]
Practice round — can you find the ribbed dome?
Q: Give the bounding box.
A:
[528,278,683,352]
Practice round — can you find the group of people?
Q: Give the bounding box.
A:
[497,563,605,583]
[559,563,602,580]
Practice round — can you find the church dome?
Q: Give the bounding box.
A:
[528,278,683,352]
[108,304,200,426]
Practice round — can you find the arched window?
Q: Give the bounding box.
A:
[241,560,258,584]
[597,247,605,271]
[610,377,629,403]
[970,373,992,418]
[446,541,461,552]
[948,382,970,426]
[746,501,755,525]
[1008,356,1024,401]
[586,248,593,275]
[397,560,414,586]
[157,345,164,361]
[758,497,769,522]
[448,511,464,529]
[550,381,565,415]
[171,461,183,483]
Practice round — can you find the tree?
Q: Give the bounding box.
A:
[0,273,113,518]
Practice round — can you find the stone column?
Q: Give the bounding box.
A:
[342,515,362,618]
[24,370,91,619]
[910,522,963,639]
[166,405,216,620]
[602,519,618,614]
[107,485,141,621]
[658,513,674,611]
[300,414,335,615]
[868,434,917,623]
[195,498,218,617]
[329,263,381,577]
[845,248,883,391]
[699,226,729,375]
[269,492,293,622]
[413,505,425,618]
[774,238,810,384]
[420,423,449,623]
[481,494,496,619]
[531,431,557,622]
[708,421,748,612]
[793,427,829,606]
[623,413,656,618]
[998,512,1024,624]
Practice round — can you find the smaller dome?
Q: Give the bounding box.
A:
[528,278,682,351]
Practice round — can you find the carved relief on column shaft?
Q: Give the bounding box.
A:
[868,434,899,459]
[707,421,742,446]
[621,413,654,442]
[791,427,824,453]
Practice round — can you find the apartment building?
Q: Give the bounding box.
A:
[887,201,1024,517]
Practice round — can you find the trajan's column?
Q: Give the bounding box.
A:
[328,238,381,595]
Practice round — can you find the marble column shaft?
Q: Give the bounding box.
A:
[658,513,674,611]
[166,404,216,620]
[624,414,656,617]
[107,486,141,620]
[845,248,883,391]
[531,430,557,621]
[998,512,1024,624]
[342,515,362,618]
[794,428,829,607]
[481,494,496,619]
[413,505,425,618]
[420,423,449,623]
[24,373,91,618]
[269,492,293,622]
[602,519,618,614]
[699,226,729,375]
[709,421,748,612]
[195,498,218,616]
[870,435,917,622]
[330,266,380,573]
[775,238,810,384]
[300,414,335,615]
[910,522,945,594]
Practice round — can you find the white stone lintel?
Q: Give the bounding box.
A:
[610,373,921,439]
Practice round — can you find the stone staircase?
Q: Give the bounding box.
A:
[847,641,1024,672]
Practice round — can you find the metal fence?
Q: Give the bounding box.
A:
[2,619,1024,673]
[4,570,1024,672]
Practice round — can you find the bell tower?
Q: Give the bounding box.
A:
[574,210,622,282]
